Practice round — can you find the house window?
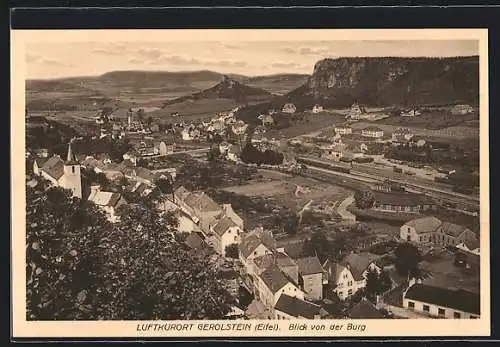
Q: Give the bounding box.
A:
[423,305,430,313]
[234,236,238,241]
[348,281,353,286]
[407,235,411,242]
[338,291,343,297]
[454,312,461,318]
[343,274,348,279]
[408,301,415,310]
[254,251,257,255]
[348,289,353,295]
[72,166,75,174]
[438,308,445,316]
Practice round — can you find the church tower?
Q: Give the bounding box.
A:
[62,141,82,199]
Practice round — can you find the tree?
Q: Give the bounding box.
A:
[225,244,239,259]
[137,108,145,122]
[26,176,234,320]
[354,189,375,209]
[365,268,380,300]
[207,147,221,162]
[394,243,425,279]
[146,116,153,127]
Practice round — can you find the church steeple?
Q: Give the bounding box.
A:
[65,140,78,165]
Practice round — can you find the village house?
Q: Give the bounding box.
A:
[87,185,126,223]
[122,151,139,166]
[312,104,324,113]
[33,142,82,199]
[450,104,474,116]
[372,191,436,214]
[226,144,241,162]
[400,216,478,247]
[322,145,345,161]
[155,139,175,156]
[403,283,480,319]
[131,181,154,197]
[348,103,366,119]
[361,126,384,138]
[181,127,195,141]
[323,253,381,301]
[126,167,158,186]
[101,162,126,181]
[296,256,324,301]
[274,294,325,320]
[334,125,353,135]
[208,216,244,256]
[400,108,422,117]
[282,103,297,114]
[256,264,305,311]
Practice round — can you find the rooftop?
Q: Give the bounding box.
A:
[438,222,470,238]
[89,191,122,207]
[260,265,290,294]
[213,216,239,237]
[349,298,385,318]
[404,284,480,315]
[404,216,443,234]
[296,256,324,276]
[41,156,65,180]
[373,191,435,207]
[340,253,377,281]
[274,294,322,319]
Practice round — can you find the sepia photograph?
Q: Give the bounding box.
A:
[11,29,490,338]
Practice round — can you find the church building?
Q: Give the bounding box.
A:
[33,141,83,199]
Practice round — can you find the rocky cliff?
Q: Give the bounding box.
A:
[287,56,479,108]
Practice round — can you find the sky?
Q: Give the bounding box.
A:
[26,40,479,80]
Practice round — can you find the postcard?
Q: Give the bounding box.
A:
[11,28,490,338]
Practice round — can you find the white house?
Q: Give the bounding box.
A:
[451,104,474,116]
[257,264,305,310]
[392,128,414,142]
[400,216,443,243]
[400,108,421,117]
[312,104,323,113]
[361,127,384,138]
[323,254,381,301]
[282,103,297,114]
[335,125,353,135]
[87,185,126,223]
[322,145,344,161]
[403,283,480,319]
[209,216,243,256]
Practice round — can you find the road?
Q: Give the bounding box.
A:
[337,195,356,221]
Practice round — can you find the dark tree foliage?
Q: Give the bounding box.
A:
[240,143,284,166]
[354,189,375,209]
[26,177,234,320]
[224,244,239,259]
[394,243,427,280]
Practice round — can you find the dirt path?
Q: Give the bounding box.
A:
[337,195,356,221]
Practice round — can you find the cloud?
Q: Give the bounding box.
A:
[135,48,165,59]
[26,53,73,67]
[92,48,122,56]
[270,61,306,69]
[128,57,143,64]
[280,46,329,56]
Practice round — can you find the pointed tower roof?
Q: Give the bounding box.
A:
[65,140,79,165]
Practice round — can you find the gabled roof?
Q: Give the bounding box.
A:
[253,254,276,272]
[184,192,221,213]
[405,216,442,234]
[213,216,239,236]
[134,167,156,182]
[340,253,376,281]
[349,298,384,318]
[34,157,49,168]
[438,222,470,238]
[89,191,122,207]
[275,294,322,319]
[404,284,480,315]
[296,256,324,276]
[260,265,290,294]
[41,156,65,180]
[275,252,297,268]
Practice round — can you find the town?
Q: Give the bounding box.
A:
[25,54,481,321]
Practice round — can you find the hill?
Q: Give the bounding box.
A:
[241,73,310,95]
[285,56,480,110]
[235,56,479,125]
[162,75,273,108]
